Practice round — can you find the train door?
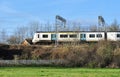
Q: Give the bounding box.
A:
[80,34,86,41]
[105,32,107,40]
[51,34,57,41]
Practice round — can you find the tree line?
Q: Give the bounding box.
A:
[0,19,120,44]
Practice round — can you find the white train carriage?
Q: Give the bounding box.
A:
[80,32,105,42]
[32,33,39,43]
[32,31,52,43]
[32,31,120,44]
[32,31,80,43]
[57,32,80,42]
[107,31,120,41]
[32,31,106,44]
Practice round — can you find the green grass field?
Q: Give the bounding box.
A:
[0,67,120,77]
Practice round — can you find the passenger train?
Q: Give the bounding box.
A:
[32,31,120,44]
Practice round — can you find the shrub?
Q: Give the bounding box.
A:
[31,47,52,60]
[112,47,120,67]
[51,44,93,67]
[2,41,120,68]
[96,41,113,67]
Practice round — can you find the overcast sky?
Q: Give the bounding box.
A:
[0,0,120,33]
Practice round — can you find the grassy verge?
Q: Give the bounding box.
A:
[0,67,120,77]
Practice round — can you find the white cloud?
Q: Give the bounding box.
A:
[79,19,97,25]
[0,5,17,14]
[68,18,97,26]
[44,0,88,7]
[0,1,41,23]
[0,1,17,14]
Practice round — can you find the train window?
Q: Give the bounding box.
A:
[60,34,68,38]
[69,34,77,38]
[97,34,102,38]
[89,34,95,38]
[43,35,48,38]
[38,34,39,38]
[117,34,120,38]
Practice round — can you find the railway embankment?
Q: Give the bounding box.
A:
[0,41,120,68]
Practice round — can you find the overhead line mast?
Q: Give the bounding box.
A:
[55,15,66,47]
[98,16,107,40]
[98,16,106,32]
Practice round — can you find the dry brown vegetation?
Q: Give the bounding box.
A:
[0,41,120,68]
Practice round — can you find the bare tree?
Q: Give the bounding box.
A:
[7,35,19,44]
[66,21,81,31]
[108,19,120,31]
[45,21,52,31]
[89,25,97,31]
[28,21,39,38]
[0,29,8,44]
[16,26,28,44]
[7,26,28,44]
[72,21,81,31]
[7,21,40,44]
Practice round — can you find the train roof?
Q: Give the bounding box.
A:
[36,31,103,33]
[35,31,120,33]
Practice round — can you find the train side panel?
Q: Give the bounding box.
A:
[32,31,107,44]
[32,32,52,43]
[80,32,105,42]
[107,32,120,41]
[32,33,40,43]
[57,32,80,42]
[39,33,51,41]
